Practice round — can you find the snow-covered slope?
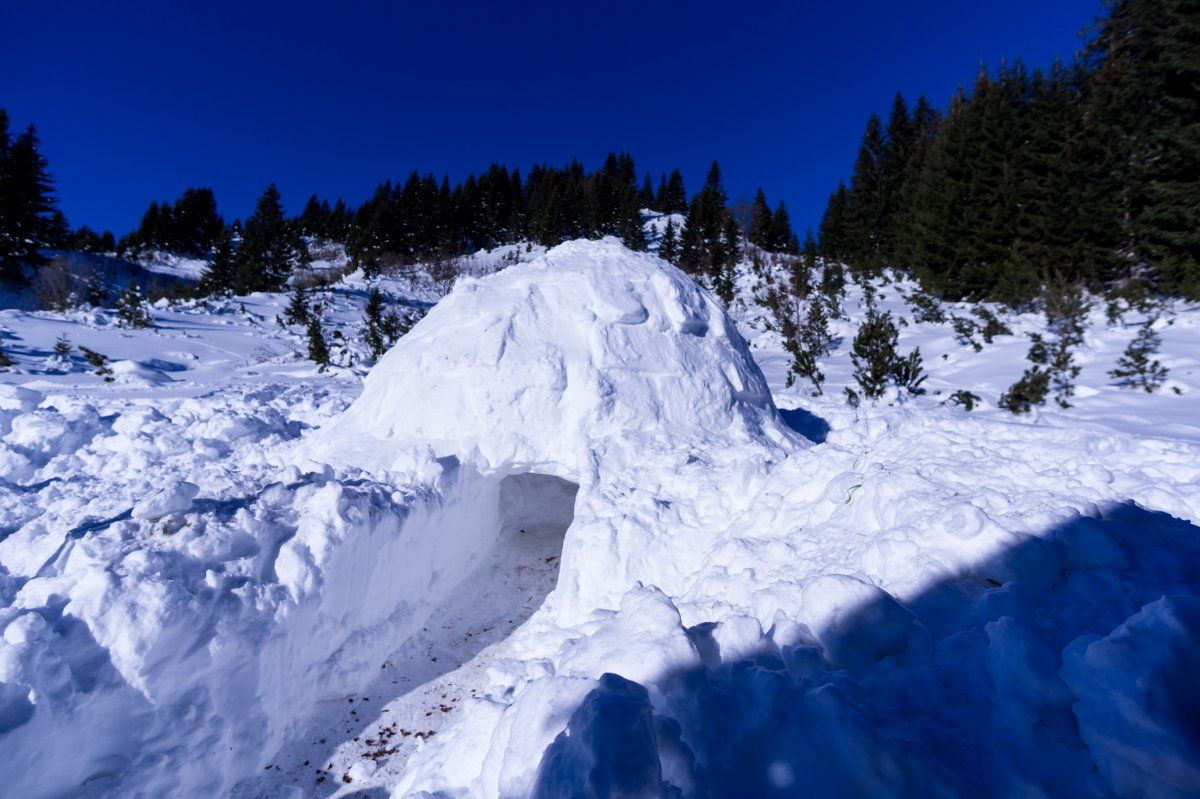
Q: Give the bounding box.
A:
[0,238,1198,798]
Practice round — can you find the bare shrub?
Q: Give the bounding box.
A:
[33,259,78,311]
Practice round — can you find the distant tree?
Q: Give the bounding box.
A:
[843,114,888,273]
[199,227,237,296]
[658,169,688,214]
[680,161,731,278]
[116,284,154,328]
[658,218,679,264]
[639,173,655,208]
[0,122,58,283]
[235,184,307,292]
[818,182,851,266]
[768,201,797,253]
[362,286,404,359]
[746,188,773,249]
[171,188,223,254]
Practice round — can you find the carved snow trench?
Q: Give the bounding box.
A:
[237,472,578,798]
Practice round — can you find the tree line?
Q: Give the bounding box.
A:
[819,0,1200,304]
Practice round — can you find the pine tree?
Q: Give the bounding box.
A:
[843,114,888,273]
[1041,277,1090,407]
[171,187,223,255]
[53,334,72,359]
[639,173,655,208]
[116,284,154,328]
[767,202,797,253]
[794,297,833,394]
[306,312,331,370]
[659,218,679,264]
[998,359,1051,413]
[661,169,687,214]
[746,188,773,248]
[818,182,851,265]
[1143,0,1200,298]
[679,161,729,278]
[0,342,13,369]
[284,283,310,326]
[199,227,237,296]
[0,123,57,283]
[236,184,306,293]
[1110,316,1169,391]
[362,286,404,359]
[849,308,900,400]
[847,307,925,402]
[79,346,114,381]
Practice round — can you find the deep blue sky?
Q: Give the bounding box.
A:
[3,0,1101,237]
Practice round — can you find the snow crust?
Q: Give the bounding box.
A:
[0,238,1198,798]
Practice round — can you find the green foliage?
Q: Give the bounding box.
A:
[951,316,982,351]
[284,284,311,327]
[236,184,307,293]
[947,389,982,411]
[79,346,114,381]
[1110,317,1169,392]
[362,286,406,360]
[680,161,735,280]
[998,365,1050,413]
[305,312,331,370]
[654,170,688,214]
[817,0,1200,302]
[973,306,1012,342]
[199,227,237,296]
[121,187,224,256]
[116,285,153,328]
[0,114,59,283]
[658,218,679,265]
[848,308,925,401]
[907,288,946,324]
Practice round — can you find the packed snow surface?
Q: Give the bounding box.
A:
[0,238,1198,798]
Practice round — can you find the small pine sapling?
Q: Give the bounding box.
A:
[972,306,1011,343]
[284,284,311,326]
[947,389,981,411]
[951,316,981,351]
[892,348,927,395]
[1110,317,1169,392]
[908,288,946,324]
[306,311,331,371]
[849,309,898,400]
[117,285,154,328]
[79,346,114,381]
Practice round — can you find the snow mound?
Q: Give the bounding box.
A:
[314,237,797,480]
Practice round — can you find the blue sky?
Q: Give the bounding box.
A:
[2,0,1101,237]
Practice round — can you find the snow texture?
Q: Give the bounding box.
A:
[0,238,1198,799]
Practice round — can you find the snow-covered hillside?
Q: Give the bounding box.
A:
[1,239,1198,798]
